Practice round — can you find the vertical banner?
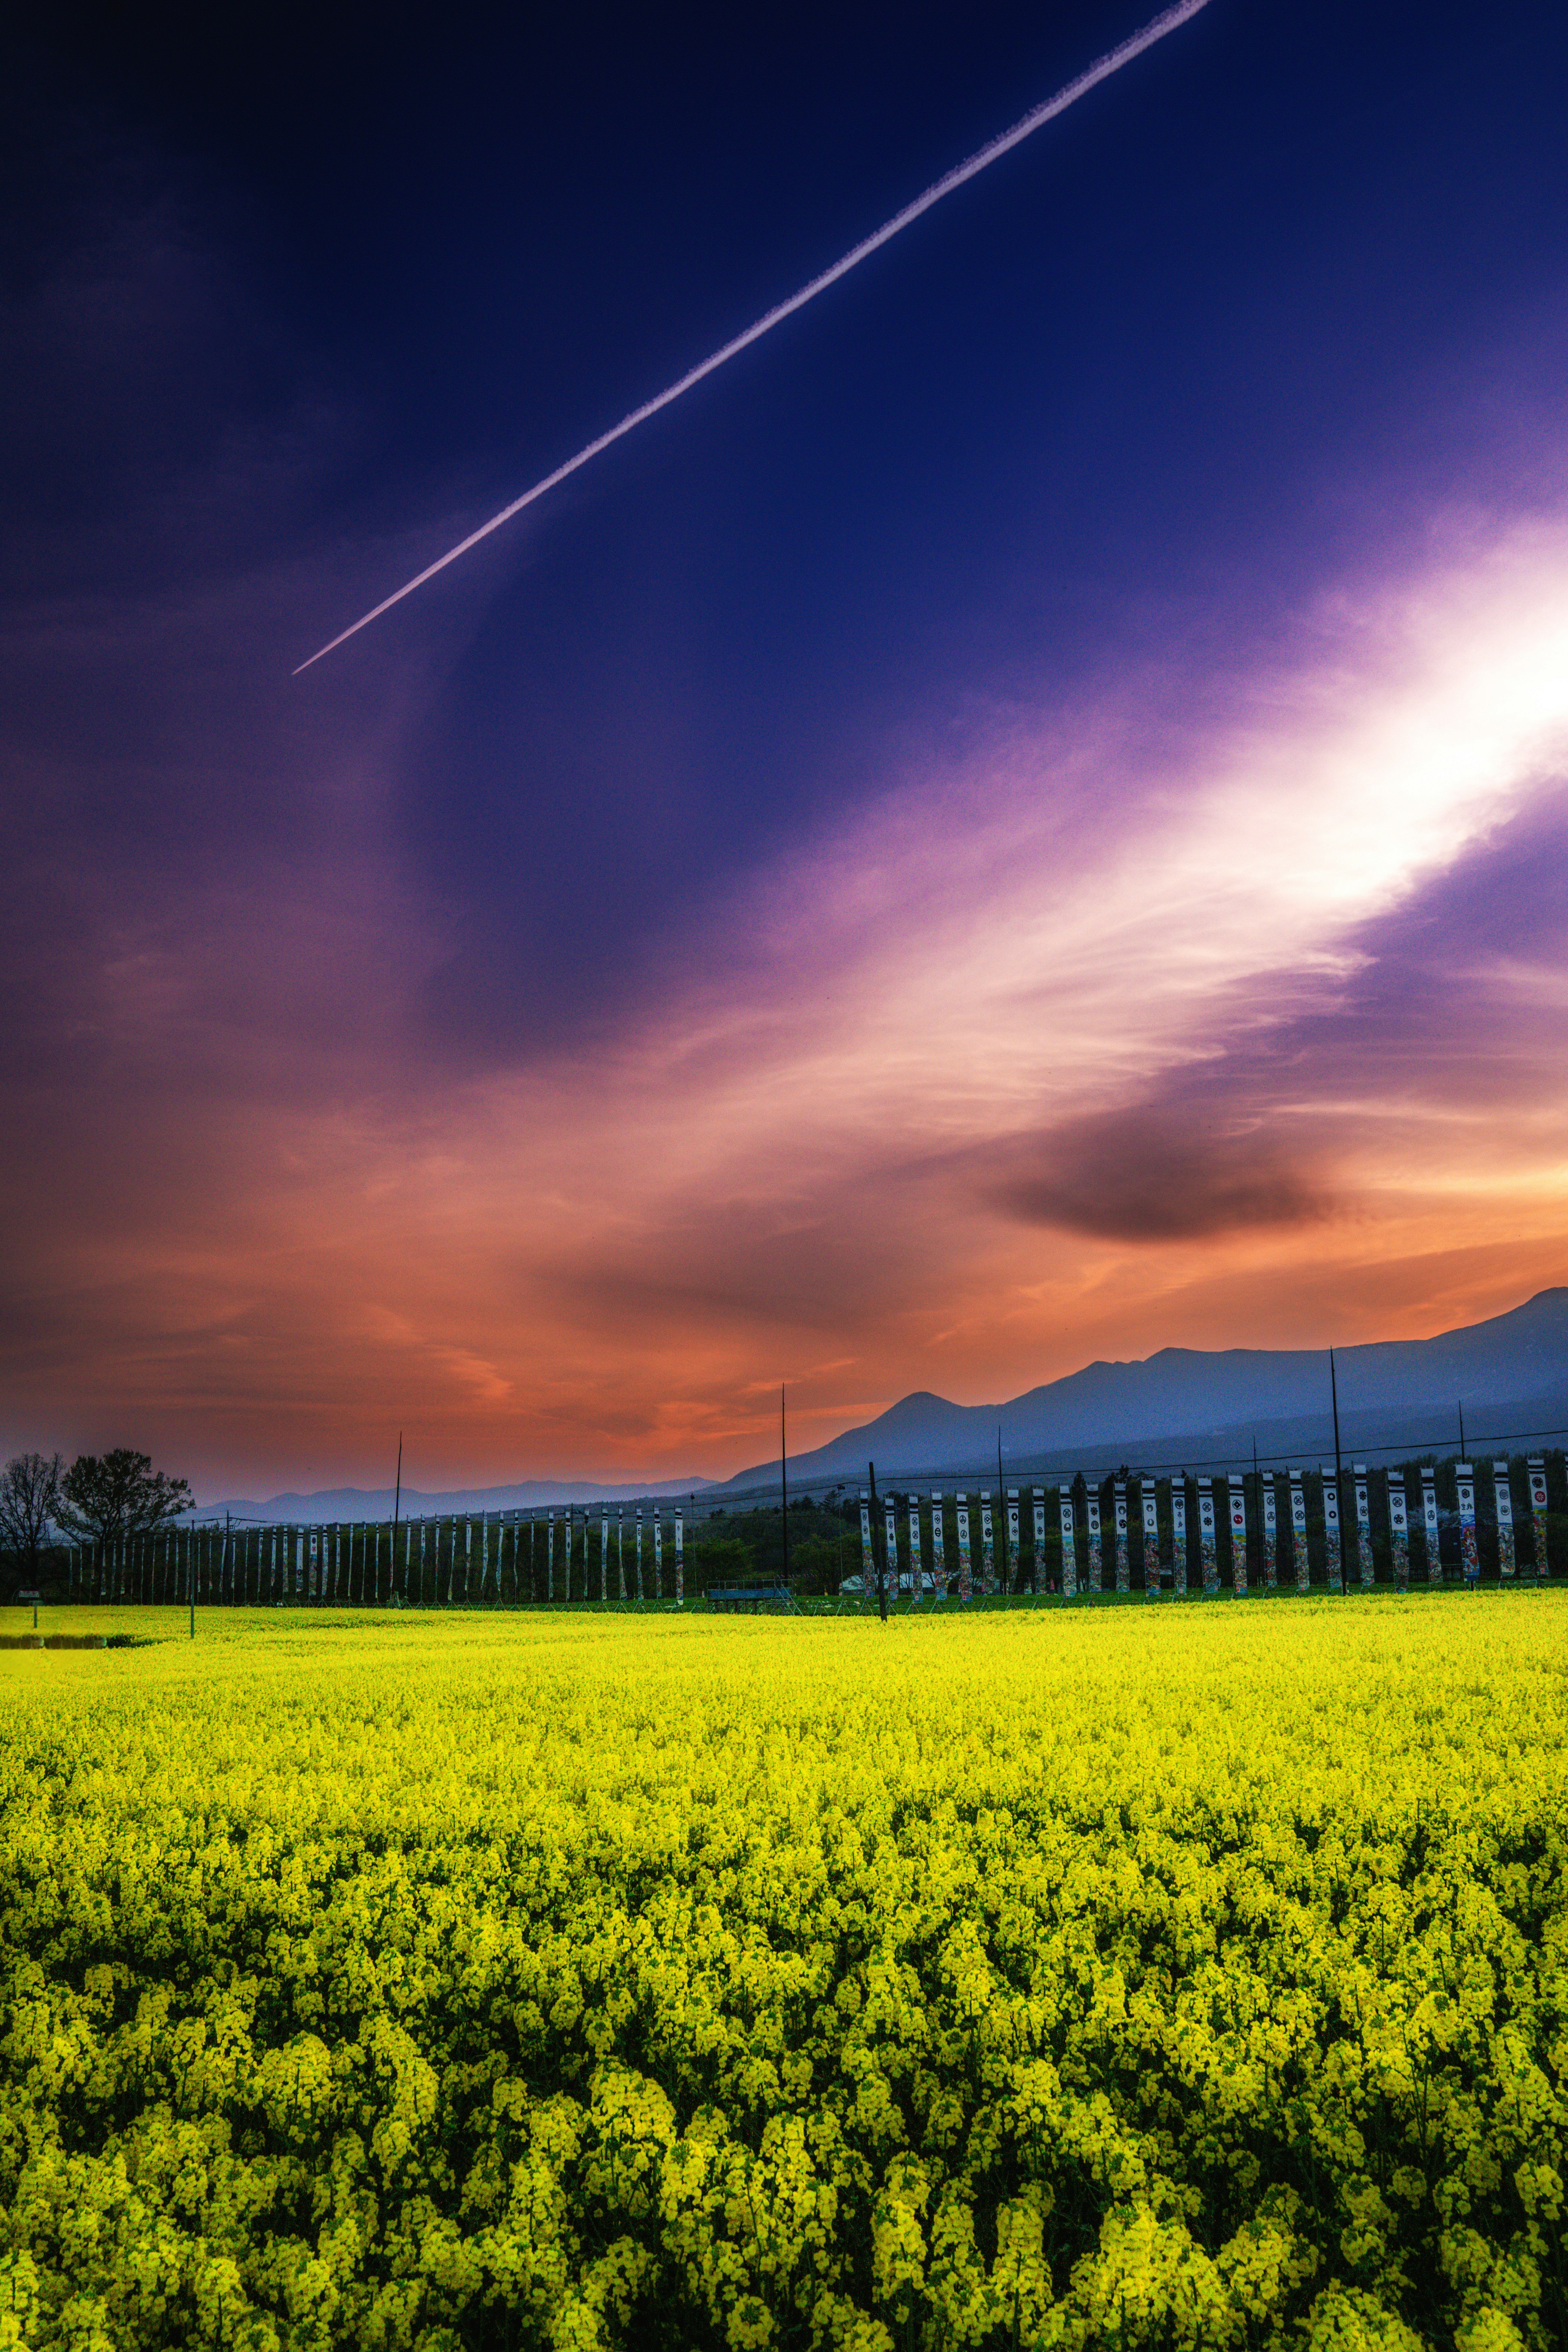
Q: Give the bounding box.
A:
[930,1492,946,1595]
[479,1514,488,1600]
[1058,1490,1078,1598]
[296,1531,305,1599]
[653,1511,663,1601]
[310,1527,320,1601]
[1321,1472,1343,1592]
[1196,1477,1217,1594]
[1494,1466,1515,1578]
[956,1494,973,1602]
[1528,1457,1548,1580]
[1171,1477,1188,1595]
[1032,1489,1047,1593]
[1006,1490,1020,1596]
[546,1510,555,1603]
[979,1491,995,1595]
[909,1493,924,1604]
[885,1495,900,1595]
[635,1508,644,1601]
[1421,1466,1441,1583]
[674,1510,685,1607]
[617,1509,626,1602]
[1288,1468,1316,1599]
[1112,1480,1129,1592]
[601,1509,610,1602]
[860,1491,874,1607]
[1261,1476,1277,1589]
[1140,1480,1160,1599]
[1085,1487,1103,1591]
[1353,1466,1372,1588]
[1388,1471,1410,1590]
[1456,1462,1478,1585]
[1228,1474,1248,1595]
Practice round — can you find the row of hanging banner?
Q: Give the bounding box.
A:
[63,1458,1557,1608]
[854,1458,1555,1600]
[69,1503,692,1607]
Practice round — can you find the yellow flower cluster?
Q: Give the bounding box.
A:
[1,1595,1565,2352]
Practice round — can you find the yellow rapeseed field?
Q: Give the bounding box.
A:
[1,1596,1565,2352]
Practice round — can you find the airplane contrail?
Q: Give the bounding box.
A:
[296,0,1210,673]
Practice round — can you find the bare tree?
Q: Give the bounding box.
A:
[55,1450,193,1553]
[0,1452,63,1585]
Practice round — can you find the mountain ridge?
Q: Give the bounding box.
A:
[721,1287,1568,1488]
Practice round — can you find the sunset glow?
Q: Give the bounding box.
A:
[4,0,1567,1497]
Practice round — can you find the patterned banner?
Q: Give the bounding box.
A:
[1456,1462,1478,1585]
[674,1510,684,1607]
[635,1508,644,1602]
[885,1496,900,1597]
[547,1510,555,1603]
[1032,1490,1047,1593]
[1353,1466,1372,1588]
[860,1492,875,1608]
[956,1496,973,1602]
[1007,1490,1020,1593]
[1141,1482,1160,1599]
[1528,1458,1548,1580]
[1420,1468,1441,1583]
[1197,1477,1217,1594]
[1171,1478,1187,1595]
[1290,1470,1308,1592]
[1085,1487,1103,1591]
[1261,1476,1277,1589]
[601,1510,610,1602]
[653,1510,663,1601]
[979,1492,995,1596]
[1058,1491,1078,1599]
[930,1492,946,1593]
[1228,1475,1248,1595]
[1113,1479,1130,1593]
[618,1509,627,1602]
[309,1527,320,1601]
[909,1494,923,1604]
[1493,1467,1515,1578]
[1388,1472,1410,1590]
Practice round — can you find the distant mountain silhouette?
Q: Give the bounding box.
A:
[193,1475,714,1525]
[723,1287,1568,1490]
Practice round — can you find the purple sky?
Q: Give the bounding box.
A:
[4,0,1568,1497]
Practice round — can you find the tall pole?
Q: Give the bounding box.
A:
[781,1385,789,1590]
[1330,1347,1345,1589]
[869,1459,888,1624]
[997,1423,1009,1591]
[393,1433,403,1601]
[1458,1399,1466,1455]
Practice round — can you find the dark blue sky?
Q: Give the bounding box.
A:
[5,0,1568,1490]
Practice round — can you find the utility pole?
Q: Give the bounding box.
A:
[1458,1400,1466,1456]
[997,1424,1009,1590]
[869,1460,888,1623]
[393,1433,403,1602]
[781,1386,789,1590]
[1330,1348,1345,1590]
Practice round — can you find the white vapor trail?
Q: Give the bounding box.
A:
[295,0,1210,673]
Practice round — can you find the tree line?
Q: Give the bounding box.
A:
[0,1450,191,1593]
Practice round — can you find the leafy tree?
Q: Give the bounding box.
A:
[54,1449,193,1549]
[0,1451,62,1583]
